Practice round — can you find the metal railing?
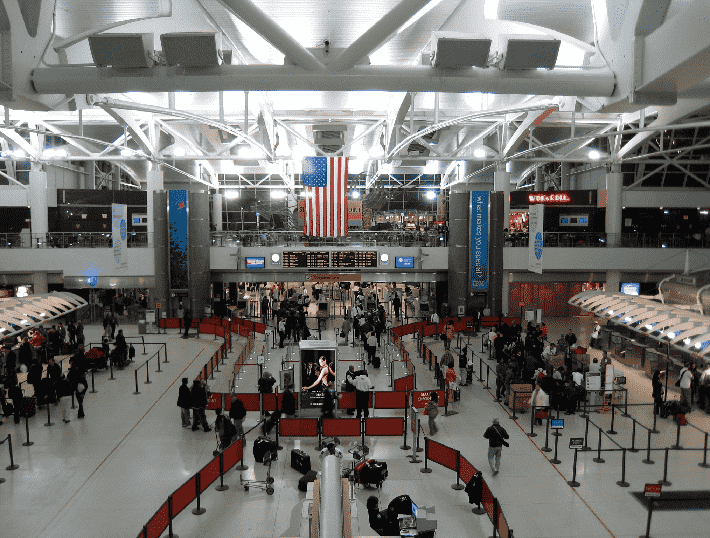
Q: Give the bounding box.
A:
[505,232,710,249]
[0,232,152,249]
[210,229,448,247]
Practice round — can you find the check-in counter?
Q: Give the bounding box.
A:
[644,348,666,378]
[618,337,644,370]
[598,326,614,352]
[610,332,624,356]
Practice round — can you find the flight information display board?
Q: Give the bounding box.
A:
[331,251,378,268]
[282,251,330,268]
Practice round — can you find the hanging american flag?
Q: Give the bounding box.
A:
[302,156,349,237]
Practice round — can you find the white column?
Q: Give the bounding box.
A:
[605,164,622,247]
[213,192,223,231]
[29,167,49,247]
[561,162,570,190]
[33,272,48,294]
[147,169,164,245]
[535,167,543,191]
[606,270,620,293]
[494,163,511,229]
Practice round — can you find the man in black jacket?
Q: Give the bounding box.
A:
[177,377,192,428]
[190,379,211,432]
[483,418,509,475]
[2,344,17,386]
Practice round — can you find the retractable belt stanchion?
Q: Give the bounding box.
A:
[700,433,710,469]
[488,497,499,538]
[582,415,591,451]
[542,416,552,453]
[568,448,580,487]
[3,434,19,471]
[658,448,672,486]
[215,452,229,492]
[671,419,683,450]
[192,474,206,515]
[642,430,655,465]
[420,437,432,474]
[145,362,152,385]
[44,400,54,427]
[23,415,33,447]
[510,390,518,421]
[616,448,630,488]
[134,371,141,395]
[651,406,659,434]
[528,406,537,438]
[629,419,639,453]
[593,427,605,464]
[550,425,561,464]
[89,369,97,394]
[109,359,115,380]
[606,403,617,435]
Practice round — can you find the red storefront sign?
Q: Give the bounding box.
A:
[527,192,572,204]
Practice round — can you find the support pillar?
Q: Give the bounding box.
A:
[112,166,121,190]
[561,162,570,190]
[212,192,223,231]
[605,164,622,247]
[147,170,164,245]
[535,168,543,191]
[569,166,577,190]
[488,192,505,317]
[501,271,510,317]
[153,191,169,318]
[606,270,620,293]
[29,166,49,247]
[33,272,48,294]
[448,186,469,317]
[189,191,211,319]
[494,164,511,230]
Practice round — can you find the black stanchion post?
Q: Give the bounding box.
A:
[5,434,19,470]
[528,406,537,437]
[651,406,659,434]
[622,389,630,417]
[642,430,655,465]
[593,428,605,463]
[550,428,561,464]
[488,497,499,538]
[89,369,97,394]
[216,452,229,491]
[23,415,33,447]
[167,495,179,538]
[452,452,465,490]
[400,408,410,450]
[235,438,247,471]
[581,415,592,451]
[568,448,580,487]
[629,420,639,453]
[141,336,146,355]
[542,416,552,452]
[485,365,490,390]
[192,474,206,515]
[420,437,432,474]
[156,351,162,372]
[109,358,115,380]
[607,403,617,435]
[553,408,562,437]
[581,397,588,419]
[643,498,654,538]
[71,392,76,410]
[479,357,483,383]
[44,401,54,427]
[658,448,672,486]
[671,420,683,450]
[145,362,151,385]
[616,448,630,487]
[163,343,169,363]
[134,371,141,395]
[700,433,710,469]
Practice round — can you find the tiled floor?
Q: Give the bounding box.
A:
[1,315,709,538]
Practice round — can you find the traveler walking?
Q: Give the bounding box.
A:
[444,320,454,351]
[55,373,73,423]
[425,392,439,435]
[183,309,193,338]
[177,378,192,427]
[483,418,509,475]
[459,346,468,386]
[190,379,211,432]
[229,396,247,442]
[354,372,374,418]
[392,293,401,320]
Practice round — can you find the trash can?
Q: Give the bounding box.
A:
[138,320,146,335]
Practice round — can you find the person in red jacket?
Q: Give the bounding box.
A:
[444,320,455,351]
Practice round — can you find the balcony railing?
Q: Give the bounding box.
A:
[210,229,449,247]
[0,232,152,249]
[506,232,710,249]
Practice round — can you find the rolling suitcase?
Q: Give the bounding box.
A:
[372,356,381,368]
[253,436,278,464]
[298,470,318,492]
[291,449,311,474]
[466,365,473,384]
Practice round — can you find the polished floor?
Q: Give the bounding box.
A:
[1,313,709,538]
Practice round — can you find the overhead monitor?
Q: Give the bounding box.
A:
[245,257,265,269]
[395,256,415,268]
[621,282,640,296]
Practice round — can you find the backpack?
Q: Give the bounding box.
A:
[223,417,237,440]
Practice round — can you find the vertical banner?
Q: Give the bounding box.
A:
[168,189,189,290]
[470,191,489,290]
[528,204,544,274]
[347,200,362,227]
[111,203,127,272]
[297,199,306,226]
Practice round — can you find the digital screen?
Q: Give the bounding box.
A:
[580,217,588,224]
[551,419,564,429]
[245,257,265,269]
[395,256,414,268]
[569,437,584,449]
[282,251,330,268]
[621,282,640,296]
[331,251,377,268]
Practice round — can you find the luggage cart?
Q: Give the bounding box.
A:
[240,447,276,495]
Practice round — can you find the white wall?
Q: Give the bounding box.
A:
[46,164,83,191]
[0,247,154,277]
[0,186,28,206]
[622,189,710,208]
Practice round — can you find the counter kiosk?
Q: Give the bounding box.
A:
[598,325,614,352]
[643,348,666,378]
[625,341,648,370]
[299,339,338,416]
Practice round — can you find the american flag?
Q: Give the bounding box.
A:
[302,156,349,237]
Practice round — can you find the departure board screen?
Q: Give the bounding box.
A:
[331,251,378,268]
[282,251,330,268]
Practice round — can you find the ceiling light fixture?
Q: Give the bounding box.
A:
[426,190,437,200]
[588,149,601,160]
[224,190,240,199]
[351,190,360,199]
[473,148,486,159]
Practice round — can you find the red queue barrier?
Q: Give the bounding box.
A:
[322,417,361,437]
[373,391,408,409]
[206,393,222,410]
[254,322,266,334]
[279,418,319,437]
[338,392,373,410]
[171,475,197,518]
[458,456,477,484]
[145,500,169,538]
[228,393,260,411]
[426,438,459,472]
[393,374,414,393]
[263,393,278,412]
[199,322,216,335]
[411,390,445,409]
[364,417,404,436]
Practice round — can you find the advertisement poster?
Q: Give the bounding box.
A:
[528,204,544,274]
[348,200,362,227]
[470,191,489,290]
[297,199,306,224]
[111,203,128,272]
[168,190,189,290]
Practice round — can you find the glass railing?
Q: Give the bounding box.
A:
[505,232,710,249]
[210,229,449,247]
[0,232,152,248]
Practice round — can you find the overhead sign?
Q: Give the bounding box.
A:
[155,303,161,309]
[527,192,571,204]
[306,273,361,283]
[569,437,584,449]
[528,204,543,274]
[168,190,189,290]
[551,419,564,429]
[470,191,489,290]
[348,200,363,227]
[112,203,128,272]
[644,484,662,497]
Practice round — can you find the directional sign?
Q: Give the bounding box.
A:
[569,437,584,449]
[551,419,564,429]
[644,484,662,497]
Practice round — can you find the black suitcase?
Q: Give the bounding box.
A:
[253,436,278,464]
[298,469,318,492]
[291,449,311,474]
[466,365,473,384]
[453,388,461,402]
[372,356,381,368]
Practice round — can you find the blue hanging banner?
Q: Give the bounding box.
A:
[470,191,489,290]
[168,189,189,290]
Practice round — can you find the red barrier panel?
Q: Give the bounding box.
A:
[421,324,437,337]
[278,393,299,410]
[230,321,241,334]
[427,439,458,472]
[338,392,356,409]
[263,393,278,412]
[279,418,319,437]
[239,325,250,338]
[243,319,254,332]
[223,438,243,472]
[171,476,197,518]
[481,481,495,519]
[215,326,225,338]
[364,417,404,436]
[411,390,445,409]
[146,500,169,538]
[501,317,520,327]
[459,456,477,484]
[322,418,361,437]
[199,457,221,492]
[199,323,216,335]
[228,393,260,411]
[254,322,266,334]
[374,391,407,409]
[206,392,222,410]
[481,317,497,327]
[393,375,414,392]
